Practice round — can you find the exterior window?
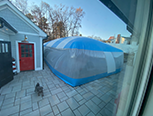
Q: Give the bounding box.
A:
[21,44,33,57]
[2,43,5,53]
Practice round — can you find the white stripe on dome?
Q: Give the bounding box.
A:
[56,37,76,48]
[104,52,116,73]
[46,39,60,47]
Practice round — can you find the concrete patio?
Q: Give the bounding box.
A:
[0,63,125,116]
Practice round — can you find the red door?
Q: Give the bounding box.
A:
[19,43,34,71]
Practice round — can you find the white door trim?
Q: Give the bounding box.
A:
[16,41,37,73]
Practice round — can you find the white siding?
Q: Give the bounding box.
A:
[0,8,38,34]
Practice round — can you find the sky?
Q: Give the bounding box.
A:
[27,0,131,40]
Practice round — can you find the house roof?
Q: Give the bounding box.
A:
[0,0,47,38]
[108,36,115,40]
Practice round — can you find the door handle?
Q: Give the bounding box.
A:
[19,59,21,61]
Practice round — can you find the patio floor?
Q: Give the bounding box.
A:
[0,63,125,116]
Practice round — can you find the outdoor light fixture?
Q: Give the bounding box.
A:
[22,35,28,42]
[24,35,28,40]
[0,21,4,28]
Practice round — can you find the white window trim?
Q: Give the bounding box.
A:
[121,0,152,115]
[16,40,39,73]
[131,23,153,116]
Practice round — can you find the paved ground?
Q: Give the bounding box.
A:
[0,63,125,116]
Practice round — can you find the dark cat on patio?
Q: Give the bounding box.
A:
[34,83,44,97]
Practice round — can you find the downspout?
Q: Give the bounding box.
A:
[42,35,49,69]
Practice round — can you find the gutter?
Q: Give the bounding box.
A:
[42,35,49,69]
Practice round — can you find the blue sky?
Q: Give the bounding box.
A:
[27,0,131,40]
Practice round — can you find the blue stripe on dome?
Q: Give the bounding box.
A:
[45,36,123,52]
[45,58,121,87]
[63,37,122,52]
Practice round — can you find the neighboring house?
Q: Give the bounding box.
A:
[115,34,131,44]
[108,36,115,43]
[108,34,131,44]
[0,0,47,73]
[108,36,114,40]
[120,36,131,44]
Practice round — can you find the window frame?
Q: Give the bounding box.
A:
[122,1,153,115]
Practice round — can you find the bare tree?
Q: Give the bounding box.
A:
[11,0,85,41]
[49,5,85,38]
[31,2,49,33]
[12,0,28,14]
[71,7,84,36]
[26,13,34,22]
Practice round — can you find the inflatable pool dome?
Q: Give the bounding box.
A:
[44,36,123,87]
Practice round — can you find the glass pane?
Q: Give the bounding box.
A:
[2,43,5,53]
[29,45,32,49]
[30,49,32,53]
[25,49,29,53]
[21,44,24,48]
[21,49,24,53]
[30,53,32,57]
[25,45,28,49]
[5,44,8,52]
[21,53,24,57]
[26,53,29,57]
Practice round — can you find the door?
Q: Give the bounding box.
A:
[0,41,13,88]
[19,43,34,71]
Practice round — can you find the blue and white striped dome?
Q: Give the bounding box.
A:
[44,36,123,87]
